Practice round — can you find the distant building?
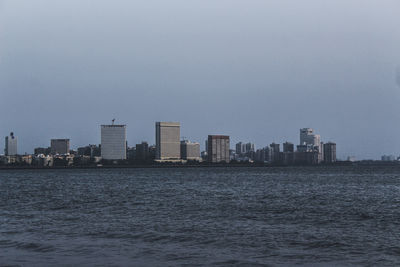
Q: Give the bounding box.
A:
[245,143,255,153]
[207,135,230,163]
[77,144,101,158]
[300,128,322,160]
[5,132,17,156]
[381,155,396,162]
[155,122,180,160]
[34,147,51,156]
[255,147,270,162]
[294,151,320,165]
[323,142,337,163]
[283,142,294,153]
[127,147,136,160]
[300,128,317,145]
[101,124,127,160]
[269,143,280,163]
[148,145,156,161]
[180,140,201,161]
[136,142,149,162]
[282,142,294,165]
[235,142,246,155]
[50,139,70,155]
[235,142,255,155]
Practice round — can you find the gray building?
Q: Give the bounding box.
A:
[323,142,337,163]
[207,135,230,163]
[269,143,280,163]
[156,122,180,160]
[135,142,149,162]
[5,132,17,156]
[255,146,270,162]
[180,140,201,161]
[77,144,101,158]
[245,143,255,153]
[235,142,246,155]
[51,139,70,155]
[283,142,294,153]
[101,124,127,160]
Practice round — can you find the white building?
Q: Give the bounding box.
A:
[101,124,127,160]
[300,128,323,162]
[180,140,201,161]
[156,122,180,160]
[5,132,17,156]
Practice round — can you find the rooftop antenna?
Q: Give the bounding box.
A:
[112,118,115,125]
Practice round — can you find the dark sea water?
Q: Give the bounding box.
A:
[1,166,400,266]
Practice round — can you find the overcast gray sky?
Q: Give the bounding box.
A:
[1,0,400,159]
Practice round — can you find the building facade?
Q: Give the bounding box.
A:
[101,125,127,160]
[283,142,294,153]
[300,128,321,148]
[135,142,149,162]
[5,132,17,156]
[180,140,201,161]
[323,142,337,163]
[50,139,70,155]
[207,135,230,163]
[155,122,181,160]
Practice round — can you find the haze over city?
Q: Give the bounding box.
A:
[1,0,400,159]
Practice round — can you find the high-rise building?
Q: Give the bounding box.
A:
[300,128,322,163]
[300,128,313,145]
[155,122,180,160]
[50,139,70,155]
[180,140,201,161]
[101,124,127,160]
[283,142,294,153]
[207,135,230,163]
[323,142,337,163]
[5,132,17,156]
[235,142,245,155]
[300,128,321,147]
[245,143,255,153]
[269,143,280,163]
[255,146,270,162]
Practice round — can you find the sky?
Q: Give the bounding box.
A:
[0,0,400,160]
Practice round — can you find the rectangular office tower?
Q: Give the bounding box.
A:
[5,132,17,156]
[156,122,180,160]
[101,125,127,160]
[50,139,70,155]
[207,135,230,163]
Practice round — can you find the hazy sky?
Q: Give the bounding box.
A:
[1,0,400,159]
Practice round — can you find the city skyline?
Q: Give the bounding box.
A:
[4,120,400,161]
[1,1,400,160]
[0,122,338,166]
[2,122,336,155]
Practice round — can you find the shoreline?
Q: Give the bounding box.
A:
[1,161,398,170]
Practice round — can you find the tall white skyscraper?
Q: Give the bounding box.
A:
[101,124,127,160]
[5,132,17,156]
[156,122,180,160]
